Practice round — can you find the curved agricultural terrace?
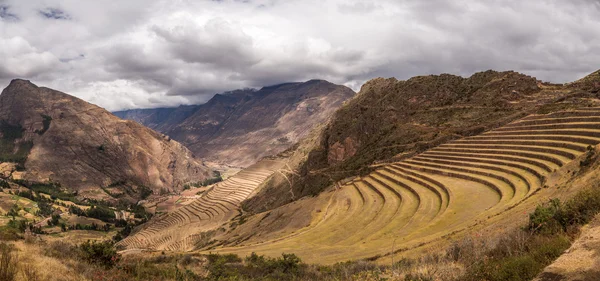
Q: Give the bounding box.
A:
[117,159,285,251]
[208,108,600,263]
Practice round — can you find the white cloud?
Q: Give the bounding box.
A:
[1,0,599,111]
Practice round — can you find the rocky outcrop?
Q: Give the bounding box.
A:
[0,79,211,199]
[327,137,358,164]
[115,80,355,167]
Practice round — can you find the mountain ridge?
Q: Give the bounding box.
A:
[115,79,356,167]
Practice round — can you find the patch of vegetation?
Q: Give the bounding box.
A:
[0,121,33,164]
[34,114,52,135]
[138,185,152,200]
[26,182,82,204]
[85,205,115,222]
[183,172,224,190]
[79,240,120,268]
[0,180,10,190]
[460,183,600,281]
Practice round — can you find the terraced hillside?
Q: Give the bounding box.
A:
[118,158,286,251]
[209,108,600,263]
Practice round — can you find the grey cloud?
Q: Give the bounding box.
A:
[1,0,599,111]
[152,19,260,70]
[0,5,18,21]
[39,7,70,20]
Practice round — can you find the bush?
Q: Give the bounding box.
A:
[529,186,600,234]
[86,206,115,222]
[528,198,562,234]
[79,240,119,268]
[0,243,18,281]
[0,180,9,189]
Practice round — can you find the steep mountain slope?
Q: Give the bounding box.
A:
[115,80,355,167]
[245,70,578,212]
[0,79,211,199]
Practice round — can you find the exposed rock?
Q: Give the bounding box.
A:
[115,80,355,167]
[327,137,358,164]
[0,79,211,199]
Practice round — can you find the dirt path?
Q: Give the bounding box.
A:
[534,214,600,281]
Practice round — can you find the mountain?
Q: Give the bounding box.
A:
[114,80,355,167]
[244,70,581,212]
[0,79,212,200]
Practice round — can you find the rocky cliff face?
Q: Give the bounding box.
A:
[0,79,211,199]
[115,80,355,167]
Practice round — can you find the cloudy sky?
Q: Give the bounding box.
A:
[1,0,599,111]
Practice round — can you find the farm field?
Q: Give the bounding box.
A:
[118,158,286,251]
[199,108,600,263]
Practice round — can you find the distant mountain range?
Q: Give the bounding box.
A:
[114,80,356,167]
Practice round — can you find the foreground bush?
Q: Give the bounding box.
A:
[79,240,120,268]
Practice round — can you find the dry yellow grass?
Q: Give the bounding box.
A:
[11,241,87,281]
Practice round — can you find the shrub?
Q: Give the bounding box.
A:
[138,186,153,200]
[0,243,18,281]
[79,240,119,268]
[528,185,600,234]
[528,198,562,234]
[0,180,10,189]
[86,206,115,222]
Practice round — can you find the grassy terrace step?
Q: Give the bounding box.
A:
[492,122,600,132]
[404,159,522,200]
[506,116,600,127]
[209,186,253,195]
[368,172,439,239]
[437,143,579,160]
[430,147,566,166]
[521,111,600,121]
[446,140,588,152]
[380,166,448,212]
[305,181,385,245]
[417,153,545,180]
[188,202,218,217]
[384,165,452,211]
[332,176,405,245]
[483,129,600,139]
[296,183,370,244]
[204,193,240,206]
[412,156,534,196]
[373,170,447,240]
[393,163,505,201]
[465,135,600,146]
